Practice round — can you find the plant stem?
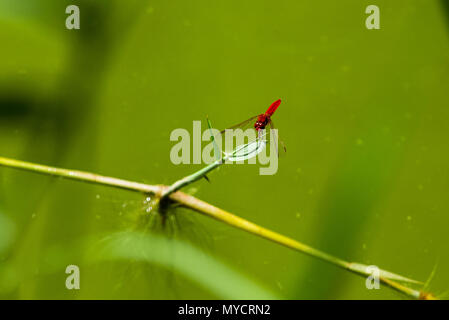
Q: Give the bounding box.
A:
[161,134,264,198]
[0,155,434,299]
[0,156,160,194]
[161,159,223,198]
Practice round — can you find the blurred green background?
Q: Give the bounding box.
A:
[0,0,448,299]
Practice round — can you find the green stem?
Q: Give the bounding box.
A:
[0,156,160,194]
[161,159,223,198]
[0,155,433,299]
[162,134,265,198]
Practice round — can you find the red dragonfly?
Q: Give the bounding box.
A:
[220,99,286,153]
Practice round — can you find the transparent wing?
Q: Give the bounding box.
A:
[219,115,260,135]
[268,119,287,154]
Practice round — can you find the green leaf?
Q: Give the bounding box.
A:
[225,132,267,162]
[94,232,279,299]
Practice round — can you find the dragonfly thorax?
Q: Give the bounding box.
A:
[254,114,270,130]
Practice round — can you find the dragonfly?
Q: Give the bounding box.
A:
[220,99,286,153]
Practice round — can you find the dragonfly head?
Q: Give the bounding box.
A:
[255,113,270,129]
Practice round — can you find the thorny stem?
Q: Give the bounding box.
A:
[0,156,437,300]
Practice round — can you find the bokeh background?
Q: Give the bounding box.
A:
[0,0,448,299]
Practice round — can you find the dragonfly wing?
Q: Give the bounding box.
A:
[268,119,287,153]
[219,115,260,135]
